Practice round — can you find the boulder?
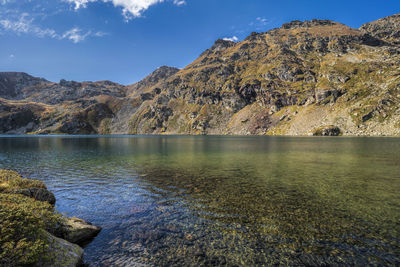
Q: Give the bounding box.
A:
[15,187,56,205]
[34,231,83,267]
[61,217,102,245]
[312,125,341,136]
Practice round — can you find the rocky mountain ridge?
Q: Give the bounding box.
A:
[1,13,400,136]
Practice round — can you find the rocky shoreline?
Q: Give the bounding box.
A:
[0,170,101,267]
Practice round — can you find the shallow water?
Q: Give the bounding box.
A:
[0,136,399,266]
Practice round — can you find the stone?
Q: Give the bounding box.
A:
[312,125,341,136]
[61,217,102,245]
[34,231,83,267]
[15,187,56,205]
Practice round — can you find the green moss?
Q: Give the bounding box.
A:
[0,169,46,192]
[0,170,62,266]
[99,118,112,135]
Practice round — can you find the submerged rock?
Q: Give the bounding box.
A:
[34,231,83,267]
[60,217,102,245]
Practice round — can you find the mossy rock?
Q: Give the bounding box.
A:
[34,231,83,267]
[0,169,46,192]
[0,193,61,266]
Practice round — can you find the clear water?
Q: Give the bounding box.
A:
[0,136,399,266]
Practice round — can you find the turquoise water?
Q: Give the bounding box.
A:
[0,136,399,266]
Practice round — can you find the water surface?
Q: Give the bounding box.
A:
[0,136,399,266]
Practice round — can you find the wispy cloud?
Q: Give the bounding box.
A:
[249,17,269,31]
[0,13,105,43]
[173,0,185,6]
[0,13,58,38]
[62,27,91,43]
[65,0,186,20]
[256,17,268,25]
[223,36,238,42]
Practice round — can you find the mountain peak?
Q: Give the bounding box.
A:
[212,39,236,50]
[0,72,47,99]
[127,66,179,96]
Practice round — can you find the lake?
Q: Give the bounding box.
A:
[0,136,399,266]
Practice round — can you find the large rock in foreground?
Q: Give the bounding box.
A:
[61,217,102,245]
[34,231,83,267]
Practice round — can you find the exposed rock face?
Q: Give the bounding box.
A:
[0,106,39,134]
[60,217,102,245]
[34,231,84,267]
[281,19,338,29]
[0,72,47,99]
[127,66,180,96]
[1,14,400,136]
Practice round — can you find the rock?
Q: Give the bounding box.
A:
[0,107,39,134]
[140,92,154,101]
[60,217,102,245]
[275,65,304,82]
[315,89,342,103]
[312,125,341,136]
[34,231,83,267]
[362,110,375,122]
[15,187,56,205]
[236,80,260,104]
[210,39,236,52]
[58,119,96,134]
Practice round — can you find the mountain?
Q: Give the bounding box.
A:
[1,14,400,136]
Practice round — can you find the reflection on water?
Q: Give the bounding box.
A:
[0,136,399,266]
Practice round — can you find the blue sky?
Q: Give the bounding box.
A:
[0,0,399,85]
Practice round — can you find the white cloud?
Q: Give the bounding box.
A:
[66,0,96,9]
[65,0,186,19]
[173,0,185,6]
[0,14,105,43]
[62,27,91,43]
[223,36,238,42]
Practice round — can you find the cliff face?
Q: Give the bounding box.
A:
[1,14,400,136]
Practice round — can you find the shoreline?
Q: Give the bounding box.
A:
[0,133,400,138]
[0,170,101,267]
